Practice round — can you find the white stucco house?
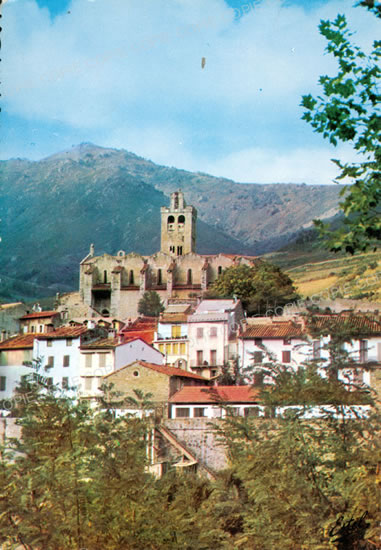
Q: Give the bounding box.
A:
[33,325,108,396]
[79,336,164,400]
[187,299,244,379]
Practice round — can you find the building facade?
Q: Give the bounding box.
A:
[72,191,257,320]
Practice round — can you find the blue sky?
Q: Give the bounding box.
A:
[2,0,378,184]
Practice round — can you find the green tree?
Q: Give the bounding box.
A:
[210,262,299,315]
[138,290,164,317]
[301,10,381,254]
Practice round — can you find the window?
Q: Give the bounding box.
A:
[227,407,240,417]
[218,266,222,275]
[62,377,69,389]
[253,371,264,386]
[180,342,186,354]
[99,354,106,368]
[133,370,140,377]
[63,355,70,367]
[129,270,134,285]
[196,328,204,339]
[47,340,52,347]
[312,340,321,359]
[253,351,263,364]
[157,269,162,285]
[171,325,181,338]
[352,368,364,385]
[103,270,108,283]
[47,356,54,368]
[187,269,192,284]
[31,326,35,333]
[254,338,262,346]
[178,214,185,224]
[197,350,203,364]
[166,343,172,354]
[167,215,175,228]
[85,354,92,368]
[173,343,179,354]
[66,338,72,347]
[210,327,218,338]
[282,350,291,363]
[359,340,368,363]
[283,338,291,345]
[0,376,6,391]
[176,408,190,418]
[244,407,260,417]
[46,377,53,387]
[158,343,165,353]
[84,378,92,391]
[194,407,206,418]
[177,246,183,256]
[210,350,217,365]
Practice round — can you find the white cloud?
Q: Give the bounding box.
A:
[202,143,364,186]
[2,0,379,182]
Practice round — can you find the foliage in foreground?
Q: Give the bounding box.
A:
[0,344,380,549]
[301,9,380,254]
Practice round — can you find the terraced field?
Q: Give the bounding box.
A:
[266,249,381,302]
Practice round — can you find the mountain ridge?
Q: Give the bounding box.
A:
[0,143,342,300]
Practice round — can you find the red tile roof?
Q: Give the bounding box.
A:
[20,310,60,320]
[104,361,208,381]
[169,385,260,403]
[37,326,88,340]
[81,337,119,349]
[0,334,38,350]
[241,322,304,339]
[306,314,381,335]
[119,316,158,344]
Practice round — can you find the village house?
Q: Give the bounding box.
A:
[103,360,209,413]
[169,385,261,419]
[305,312,381,388]
[238,313,381,391]
[33,325,108,394]
[238,318,306,383]
[0,334,39,402]
[153,303,193,370]
[20,310,61,334]
[79,336,164,401]
[57,191,258,320]
[118,316,158,345]
[187,299,244,379]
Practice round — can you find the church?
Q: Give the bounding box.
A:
[75,190,257,319]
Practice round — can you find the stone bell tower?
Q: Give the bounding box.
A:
[160,190,197,256]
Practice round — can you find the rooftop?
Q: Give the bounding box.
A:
[169,385,260,404]
[306,313,381,335]
[104,361,208,381]
[0,334,38,350]
[241,321,304,339]
[37,326,88,340]
[20,310,60,320]
[195,299,239,314]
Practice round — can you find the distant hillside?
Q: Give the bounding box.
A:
[266,229,381,302]
[0,143,341,300]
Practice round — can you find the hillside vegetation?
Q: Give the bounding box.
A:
[268,247,381,302]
